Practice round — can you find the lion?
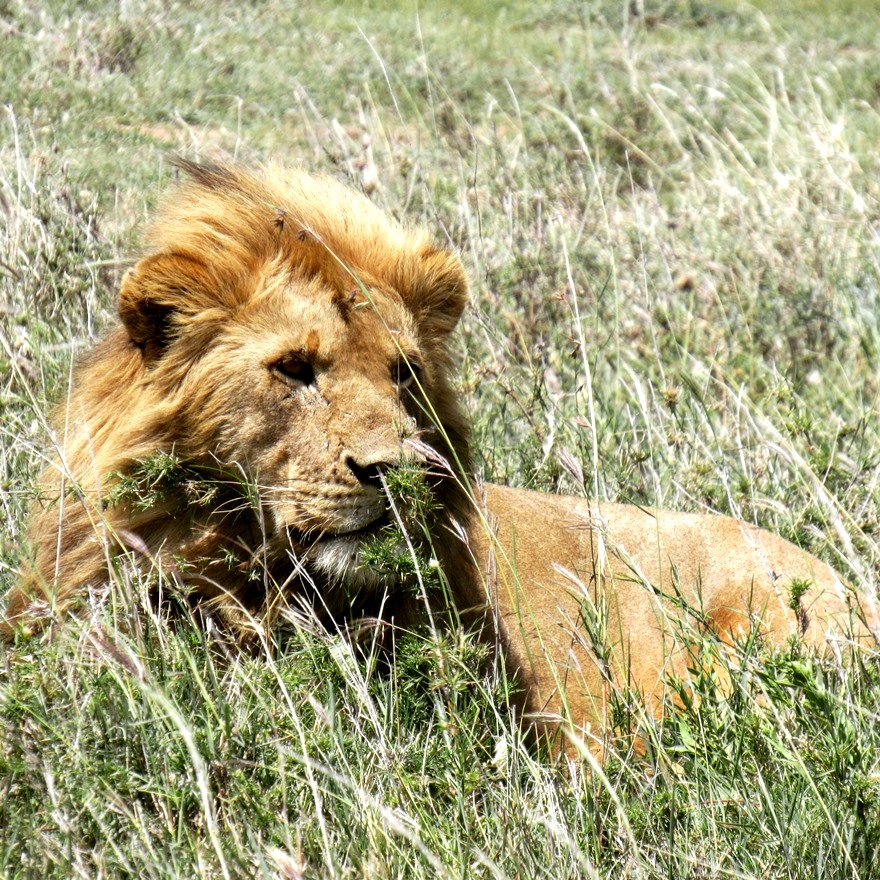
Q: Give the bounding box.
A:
[3,160,876,754]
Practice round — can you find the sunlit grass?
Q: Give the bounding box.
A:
[2,0,880,876]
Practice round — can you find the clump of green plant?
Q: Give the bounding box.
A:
[103,450,258,515]
[105,450,215,512]
[358,457,442,591]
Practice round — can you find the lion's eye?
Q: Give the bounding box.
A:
[395,358,422,389]
[273,356,315,387]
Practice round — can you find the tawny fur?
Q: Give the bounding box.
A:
[4,160,876,753]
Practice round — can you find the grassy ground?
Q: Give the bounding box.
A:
[3,0,880,876]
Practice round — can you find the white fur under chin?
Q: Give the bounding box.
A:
[307,535,398,591]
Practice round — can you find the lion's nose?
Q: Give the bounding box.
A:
[345,456,391,489]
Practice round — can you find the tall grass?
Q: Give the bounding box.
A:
[2,0,880,876]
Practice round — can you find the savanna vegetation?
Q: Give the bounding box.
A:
[2,0,880,876]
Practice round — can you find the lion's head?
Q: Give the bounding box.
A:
[5,160,476,634]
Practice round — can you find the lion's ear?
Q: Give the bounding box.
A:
[411,247,469,338]
[118,252,212,359]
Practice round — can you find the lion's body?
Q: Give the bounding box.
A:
[474,485,874,743]
[4,161,875,751]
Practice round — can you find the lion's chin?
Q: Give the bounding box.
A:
[283,513,397,591]
[305,534,398,591]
